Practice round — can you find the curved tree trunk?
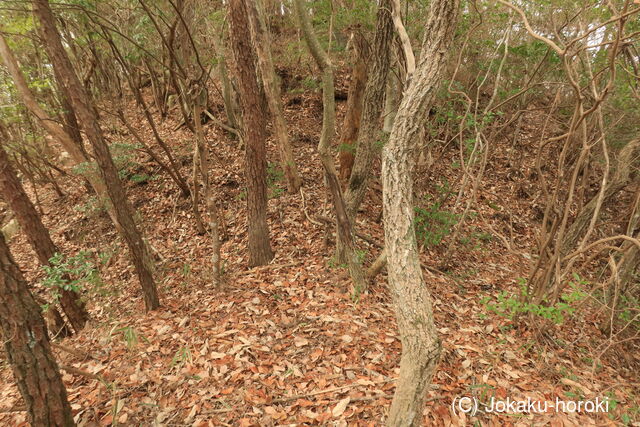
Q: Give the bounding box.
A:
[0,233,76,426]
[33,0,160,311]
[228,0,274,267]
[382,0,460,425]
[292,0,367,294]
[560,138,640,258]
[335,0,394,263]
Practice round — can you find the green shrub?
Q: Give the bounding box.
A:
[414,197,458,247]
[267,162,285,199]
[42,251,101,305]
[481,278,587,325]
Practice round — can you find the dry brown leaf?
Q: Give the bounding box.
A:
[332,397,351,417]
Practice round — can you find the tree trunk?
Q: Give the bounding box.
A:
[228,0,274,267]
[194,87,223,285]
[560,138,640,258]
[1,29,133,239]
[336,1,394,263]
[52,65,86,152]
[0,233,76,426]
[211,30,239,133]
[33,0,160,311]
[381,0,459,425]
[0,142,89,332]
[383,72,400,133]
[246,0,302,193]
[344,0,394,219]
[0,31,89,169]
[292,0,366,294]
[191,142,208,235]
[338,31,368,183]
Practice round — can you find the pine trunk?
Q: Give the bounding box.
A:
[0,233,76,426]
[228,0,274,267]
[33,0,160,311]
[0,143,89,332]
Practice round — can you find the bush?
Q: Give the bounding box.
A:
[481,278,587,325]
[42,251,101,305]
[414,198,458,248]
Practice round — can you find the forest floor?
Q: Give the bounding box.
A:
[0,73,638,426]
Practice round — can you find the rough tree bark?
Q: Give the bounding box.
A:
[383,72,400,133]
[292,0,366,293]
[338,31,368,183]
[0,142,89,332]
[193,87,222,285]
[382,0,459,425]
[0,232,76,426]
[246,0,302,193]
[336,1,394,263]
[344,0,394,218]
[0,124,71,337]
[228,0,274,267]
[32,0,160,311]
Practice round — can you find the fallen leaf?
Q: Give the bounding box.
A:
[332,396,351,417]
[294,336,309,347]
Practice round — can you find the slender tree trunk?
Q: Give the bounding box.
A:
[0,233,76,426]
[144,58,167,117]
[33,0,160,311]
[246,0,302,193]
[193,88,222,285]
[338,31,368,183]
[0,32,88,168]
[1,30,127,235]
[0,142,89,332]
[344,0,394,219]
[382,0,459,425]
[191,144,208,235]
[336,0,393,263]
[211,30,239,133]
[228,0,274,267]
[292,0,366,293]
